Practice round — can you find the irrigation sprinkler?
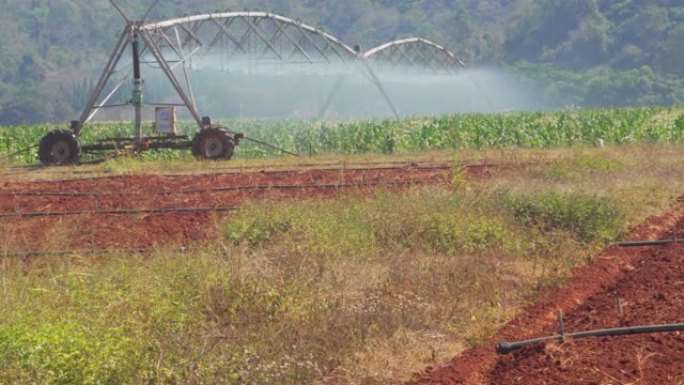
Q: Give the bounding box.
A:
[36,3,466,166]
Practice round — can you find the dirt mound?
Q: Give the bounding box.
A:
[411,202,684,385]
[1,164,459,253]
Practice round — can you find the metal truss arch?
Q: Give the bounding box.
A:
[363,37,466,74]
[141,11,359,66]
[75,9,472,140]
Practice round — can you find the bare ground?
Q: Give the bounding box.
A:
[410,200,684,385]
[3,161,683,384]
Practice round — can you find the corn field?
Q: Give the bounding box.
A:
[2,107,684,163]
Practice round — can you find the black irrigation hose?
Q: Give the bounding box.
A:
[617,239,684,247]
[0,180,436,218]
[0,206,239,218]
[1,159,447,175]
[1,164,453,184]
[496,323,684,355]
[0,180,431,197]
[2,246,193,259]
[2,248,151,258]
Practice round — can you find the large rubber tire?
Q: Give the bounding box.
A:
[38,130,80,165]
[191,128,235,160]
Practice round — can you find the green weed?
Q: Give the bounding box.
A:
[504,191,625,244]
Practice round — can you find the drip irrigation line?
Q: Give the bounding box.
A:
[0,161,419,178]
[1,180,432,197]
[617,239,684,247]
[496,322,684,355]
[4,166,95,177]
[2,247,153,258]
[3,246,197,259]
[147,164,453,178]
[0,206,240,219]
[0,157,104,174]
[1,164,453,185]
[0,180,436,218]
[3,159,427,174]
[1,159,473,177]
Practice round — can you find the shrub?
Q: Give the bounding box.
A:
[504,191,624,243]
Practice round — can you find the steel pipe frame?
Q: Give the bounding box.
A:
[363,37,466,72]
[139,13,467,116]
[76,27,130,135]
[145,14,351,66]
[141,12,358,57]
[74,11,468,147]
[76,12,358,137]
[79,138,193,154]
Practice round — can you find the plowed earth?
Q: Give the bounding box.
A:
[1,163,479,253]
[411,200,684,385]
[3,162,683,384]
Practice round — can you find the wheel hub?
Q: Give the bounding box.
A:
[204,137,223,158]
[51,140,72,162]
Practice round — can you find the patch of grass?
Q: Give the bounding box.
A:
[504,191,625,244]
[225,189,519,257]
[540,150,624,182]
[0,322,139,385]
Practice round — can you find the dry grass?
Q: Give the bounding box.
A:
[1,144,683,385]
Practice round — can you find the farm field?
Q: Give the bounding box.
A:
[1,111,684,384]
[413,203,684,385]
[2,106,684,163]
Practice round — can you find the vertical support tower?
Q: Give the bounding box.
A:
[131,24,144,144]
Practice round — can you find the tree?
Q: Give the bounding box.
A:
[657,24,684,76]
[0,90,53,125]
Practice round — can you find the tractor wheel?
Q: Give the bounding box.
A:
[38,129,81,165]
[191,127,234,160]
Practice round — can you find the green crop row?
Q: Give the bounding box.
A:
[2,106,684,163]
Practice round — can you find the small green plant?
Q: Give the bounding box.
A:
[0,323,141,385]
[504,191,625,244]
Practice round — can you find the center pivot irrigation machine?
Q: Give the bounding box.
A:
[37,1,466,166]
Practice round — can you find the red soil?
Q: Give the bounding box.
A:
[5,162,681,384]
[411,201,684,385]
[0,164,465,253]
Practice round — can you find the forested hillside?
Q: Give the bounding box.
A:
[1,0,683,124]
